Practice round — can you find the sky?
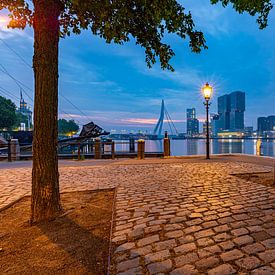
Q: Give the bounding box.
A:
[0,1,275,133]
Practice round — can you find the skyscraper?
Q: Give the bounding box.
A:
[186,108,199,137]
[218,94,230,130]
[229,91,245,130]
[257,117,268,134]
[257,115,275,135]
[217,91,245,132]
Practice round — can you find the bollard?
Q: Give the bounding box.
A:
[7,139,12,162]
[94,138,101,159]
[163,137,171,157]
[77,143,81,161]
[256,139,262,156]
[111,141,115,160]
[137,139,145,160]
[129,138,135,153]
[10,139,20,161]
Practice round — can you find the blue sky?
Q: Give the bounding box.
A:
[0,1,275,133]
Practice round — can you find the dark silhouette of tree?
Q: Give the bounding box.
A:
[58,119,79,136]
[0,95,17,130]
[0,0,272,223]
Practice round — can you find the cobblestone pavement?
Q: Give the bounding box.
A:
[111,162,275,275]
[0,160,274,274]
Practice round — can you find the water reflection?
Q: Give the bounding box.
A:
[144,139,274,157]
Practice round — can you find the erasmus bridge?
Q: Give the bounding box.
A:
[153,100,179,138]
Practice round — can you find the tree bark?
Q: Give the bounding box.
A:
[31,0,62,224]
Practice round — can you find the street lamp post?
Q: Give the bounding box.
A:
[202,83,213,160]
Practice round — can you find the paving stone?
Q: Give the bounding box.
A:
[145,225,162,234]
[208,264,236,275]
[165,230,183,239]
[219,241,235,251]
[145,250,170,264]
[251,266,275,274]
[195,256,220,270]
[174,252,199,267]
[233,235,254,246]
[214,225,230,233]
[242,243,265,255]
[179,235,195,244]
[258,249,275,263]
[137,235,159,247]
[130,245,152,258]
[231,228,249,237]
[117,257,140,272]
[117,266,143,275]
[184,226,202,234]
[202,221,219,229]
[220,249,244,262]
[194,229,215,239]
[116,242,135,253]
[252,231,271,242]
[154,239,177,251]
[196,237,214,247]
[213,233,232,242]
[235,256,261,270]
[174,243,197,255]
[170,265,199,275]
[164,224,182,231]
[261,238,275,249]
[147,259,172,274]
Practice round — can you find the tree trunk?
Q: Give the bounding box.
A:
[31,0,63,224]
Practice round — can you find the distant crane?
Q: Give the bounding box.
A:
[153,100,178,138]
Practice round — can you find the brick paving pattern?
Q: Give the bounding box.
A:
[0,160,274,274]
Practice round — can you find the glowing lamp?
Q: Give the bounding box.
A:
[202,82,213,100]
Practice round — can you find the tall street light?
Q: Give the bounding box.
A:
[202,83,213,159]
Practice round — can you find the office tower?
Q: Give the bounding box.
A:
[258,115,275,135]
[229,91,245,130]
[217,91,245,132]
[218,94,230,130]
[186,108,199,136]
[257,117,268,134]
[267,115,275,131]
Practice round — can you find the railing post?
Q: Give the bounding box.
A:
[95,138,101,159]
[78,142,81,161]
[10,139,20,161]
[8,138,12,162]
[137,139,145,160]
[129,137,135,153]
[111,141,115,160]
[163,134,170,157]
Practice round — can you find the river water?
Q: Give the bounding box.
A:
[114,139,275,157]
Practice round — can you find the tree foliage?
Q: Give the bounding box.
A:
[0,95,17,130]
[58,118,79,135]
[2,0,272,71]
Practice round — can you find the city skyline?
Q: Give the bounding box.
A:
[0,1,275,132]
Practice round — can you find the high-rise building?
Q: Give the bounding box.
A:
[229,91,245,130]
[186,108,199,137]
[257,115,275,135]
[217,91,245,132]
[257,117,268,134]
[218,95,230,130]
[267,115,275,131]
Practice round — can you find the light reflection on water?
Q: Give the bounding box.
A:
[115,139,275,157]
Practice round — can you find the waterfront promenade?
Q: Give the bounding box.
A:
[0,155,274,274]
